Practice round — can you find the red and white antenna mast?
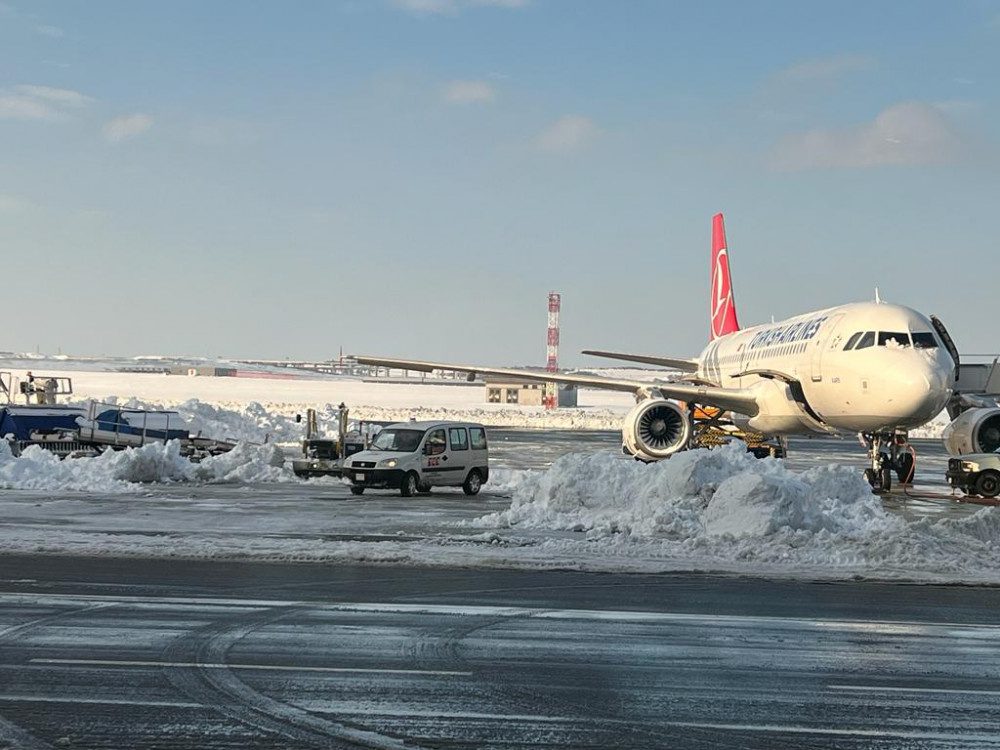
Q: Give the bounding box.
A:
[545,292,561,410]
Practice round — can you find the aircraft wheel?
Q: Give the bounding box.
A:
[879,464,892,492]
[350,486,364,496]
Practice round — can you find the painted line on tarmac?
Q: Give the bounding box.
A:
[0,693,201,708]
[4,593,1000,632]
[668,721,996,742]
[828,683,1000,697]
[304,705,575,724]
[31,658,471,677]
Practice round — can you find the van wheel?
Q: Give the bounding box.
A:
[350,486,364,496]
[463,470,482,496]
[401,472,419,497]
[975,470,1000,498]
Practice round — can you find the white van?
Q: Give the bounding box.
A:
[343,421,489,497]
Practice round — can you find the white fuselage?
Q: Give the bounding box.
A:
[693,302,954,435]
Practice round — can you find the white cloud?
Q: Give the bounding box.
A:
[36,24,64,38]
[0,84,92,120]
[771,102,963,170]
[15,84,91,107]
[535,115,600,153]
[393,0,528,14]
[442,79,496,104]
[772,53,874,84]
[0,94,57,120]
[103,113,154,143]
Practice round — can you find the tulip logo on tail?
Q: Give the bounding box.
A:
[710,213,740,341]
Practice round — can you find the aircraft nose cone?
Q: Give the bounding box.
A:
[894,356,952,423]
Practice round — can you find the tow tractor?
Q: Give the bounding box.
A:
[290,404,394,478]
[0,372,235,460]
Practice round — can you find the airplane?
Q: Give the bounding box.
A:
[357,214,984,493]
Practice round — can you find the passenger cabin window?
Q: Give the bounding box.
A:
[469,427,487,450]
[855,331,876,350]
[448,427,469,451]
[911,332,939,349]
[425,428,446,456]
[878,332,911,348]
[843,332,863,350]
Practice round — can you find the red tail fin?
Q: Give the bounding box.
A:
[710,213,740,341]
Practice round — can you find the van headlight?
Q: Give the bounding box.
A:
[378,458,397,468]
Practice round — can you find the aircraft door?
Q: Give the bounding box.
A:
[810,314,846,383]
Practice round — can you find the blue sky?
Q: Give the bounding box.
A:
[1,0,998,364]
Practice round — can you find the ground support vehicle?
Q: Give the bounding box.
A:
[0,373,234,460]
[291,405,395,478]
[343,421,489,497]
[946,453,1000,498]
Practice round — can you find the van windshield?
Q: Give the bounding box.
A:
[369,428,424,452]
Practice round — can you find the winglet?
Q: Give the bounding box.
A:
[710,213,740,341]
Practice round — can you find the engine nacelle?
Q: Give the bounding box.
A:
[622,399,691,461]
[943,408,1000,456]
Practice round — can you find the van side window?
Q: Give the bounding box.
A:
[425,429,446,456]
[448,427,469,451]
[843,332,863,350]
[469,427,487,450]
[855,331,876,350]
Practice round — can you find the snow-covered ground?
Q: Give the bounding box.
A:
[6,366,636,432]
[0,362,992,585]
[0,427,996,584]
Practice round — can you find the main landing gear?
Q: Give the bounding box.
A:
[860,431,916,493]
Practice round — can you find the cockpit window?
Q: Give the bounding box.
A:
[855,331,876,350]
[911,332,938,349]
[843,332,863,350]
[878,331,911,348]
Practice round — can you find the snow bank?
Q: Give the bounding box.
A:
[474,442,891,540]
[86,397,624,444]
[459,443,1000,581]
[98,397,304,444]
[0,439,292,493]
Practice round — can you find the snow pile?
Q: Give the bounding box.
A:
[484,467,536,495]
[348,405,626,431]
[473,443,892,542]
[458,445,1000,580]
[99,397,304,444]
[85,397,625,436]
[910,408,951,439]
[0,440,293,493]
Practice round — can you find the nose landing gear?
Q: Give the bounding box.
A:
[860,432,915,493]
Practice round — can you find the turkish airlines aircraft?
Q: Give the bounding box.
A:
[358,214,961,491]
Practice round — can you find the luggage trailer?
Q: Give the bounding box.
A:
[0,372,234,460]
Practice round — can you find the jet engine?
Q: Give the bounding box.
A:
[942,408,1000,456]
[622,399,691,461]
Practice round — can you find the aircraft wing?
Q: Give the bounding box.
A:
[581,349,700,372]
[354,356,760,417]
